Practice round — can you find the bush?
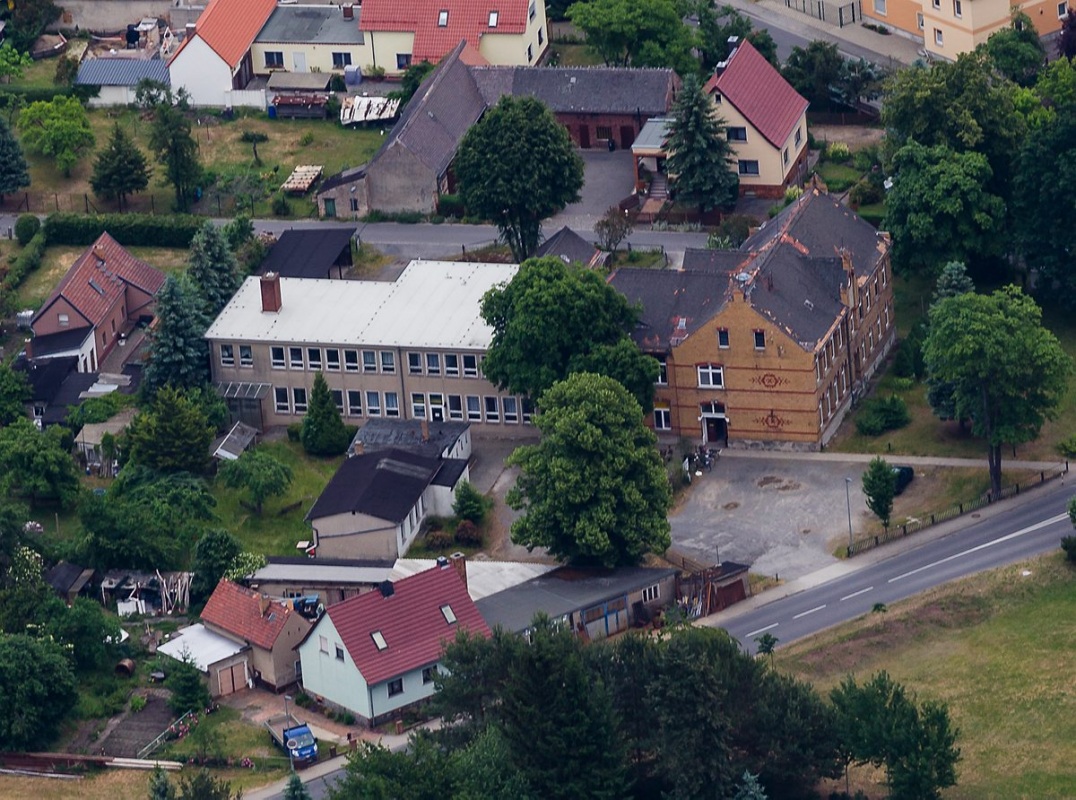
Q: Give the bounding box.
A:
[341,712,356,725]
[849,178,884,209]
[329,74,346,92]
[426,529,453,550]
[855,395,911,436]
[271,193,291,216]
[712,213,758,247]
[437,193,466,218]
[887,376,916,391]
[130,695,147,713]
[825,142,851,162]
[366,65,386,79]
[452,481,492,524]
[14,214,40,246]
[454,519,482,547]
[856,204,886,228]
[44,213,204,248]
[286,423,302,442]
[1056,435,1076,459]
[0,228,47,305]
[1062,536,1076,563]
[783,185,803,205]
[767,204,783,218]
[294,691,313,708]
[892,323,926,380]
[852,146,881,172]
[425,516,445,532]
[298,132,315,147]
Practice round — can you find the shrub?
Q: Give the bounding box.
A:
[366,65,386,79]
[452,481,492,524]
[454,520,482,547]
[856,204,886,228]
[294,691,313,708]
[892,323,926,380]
[0,228,47,304]
[329,74,346,92]
[852,146,881,172]
[14,214,40,246]
[849,178,884,209]
[1057,435,1076,459]
[1062,536,1076,563]
[437,193,465,218]
[286,423,302,442]
[426,529,453,550]
[44,213,204,248]
[341,712,356,725]
[130,695,147,713]
[425,516,445,532]
[298,132,315,147]
[395,211,423,224]
[887,376,916,391]
[271,193,291,216]
[712,213,758,247]
[783,185,803,205]
[825,142,851,162]
[855,395,911,436]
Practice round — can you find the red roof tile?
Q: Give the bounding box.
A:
[326,565,490,686]
[361,0,527,63]
[201,580,305,651]
[169,0,277,68]
[33,232,166,330]
[704,40,808,149]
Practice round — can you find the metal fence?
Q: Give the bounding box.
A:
[785,0,862,27]
[847,465,1070,557]
[0,191,256,218]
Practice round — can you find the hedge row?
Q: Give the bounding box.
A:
[0,84,99,108]
[44,213,205,248]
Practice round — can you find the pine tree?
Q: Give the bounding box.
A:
[0,115,29,198]
[126,387,213,475]
[188,221,240,318]
[91,123,150,210]
[300,372,350,456]
[665,72,739,214]
[282,772,312,800]
[148,765,175,800]
[149,103,201,212]
[143,276,210,397]
[862,457,896,530]
[931,261,974,306]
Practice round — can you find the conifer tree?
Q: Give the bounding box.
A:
[665,72,739,214]
[188,220,240,318]
[300,372,350,456]
[0,115,29,198]
[91,123,150,210]
[143,276,211,397]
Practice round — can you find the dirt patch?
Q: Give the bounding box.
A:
[723,502,740,510]
[810,124,884,151]
[757,476,782,488]
[755,475,801,492]
[776,481,802,491]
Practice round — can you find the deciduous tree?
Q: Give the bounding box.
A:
[18,95,95,176]
[568,0,695,72]
[694,4,778,70]
[782,40,844,108]
[191,529,243,602]
[218,449,293,515]
[91,123,150,210]
[47,597,121,673]
[0,418,80,508]
[175,768,236,800]
[142,276,210,396]
[593,205,632,252]
[126,386,213,475]
[982,11,1046,86]
[507,373,671,566]
[0,115,30,197]
[0,363,29,425]
[300,372,350,456]
[665,72,739,214]
[456,96,584,262]
[862,456,896,530]
[188,220,241,317]
[0,43,32,83]
[150,103,201,212]
[6,0,59,54]
[0,633,77,750]
[567,337,659,414]
[924,287,1070,496]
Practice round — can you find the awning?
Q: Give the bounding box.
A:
[214,381,271,400]
[267,71,332,91]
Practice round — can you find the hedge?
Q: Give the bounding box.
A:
[44,213,205,248]
[0,228,47,297]
[0,84,99,107]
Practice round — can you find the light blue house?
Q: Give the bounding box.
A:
[297,560,490,725]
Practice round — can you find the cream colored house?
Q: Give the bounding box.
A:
[252,5,367,77]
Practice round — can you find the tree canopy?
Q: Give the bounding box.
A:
[782,41,844,108]
[862,457,896,530]
[218,448,293,515]
[149,103,201,212]
[456,96,584,262]
[6,0,59,53]
[0,418,80,508]
[568,0,695,72]
[191,529,242,602]
[0,114,30,197]
[694,4,778,70]
[981,11,1046,87]
[188,220,241,318]
[300,372,351,456]
[91,123,150,210]
[142,276,211,396]
[665,72,739,213]
[924,286,1070,496]
[0,44,31,84]
[506,373,671,566]
[18,95,95,177]
[126,386,213,475]
[0,363,30,425]
[0,633,78,750]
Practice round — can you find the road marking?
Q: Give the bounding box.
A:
[888,513,1069,584]
[746,623,778,638]
[840,586,874,602]
[793,605,826,620]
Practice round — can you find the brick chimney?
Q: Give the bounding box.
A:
[449,552,467,591]
[261,272,282,313]
[342,3,354,19]
[93,244,107,264]
[258,594,271,617]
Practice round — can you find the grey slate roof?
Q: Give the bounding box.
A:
[318,165,365,195]
[746,249,846,347]
[471,66,677,116]
[476,566,678,633]
[256,5,365,44]
[608,269,728,353]
[351,418,470,460]
[75,58,170,87]
[681,249,752,274]
[535,226,603,267]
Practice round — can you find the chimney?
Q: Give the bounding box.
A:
[420,417,429,443]
[93,244,106,264]
[436,555,449,569]
[260,272,282,313]
[185,22,196,36]
[342,3,354,19]
[449,552,467,591]
[378,580,395,598]
[258,594,271,617]
[352,440,364,456]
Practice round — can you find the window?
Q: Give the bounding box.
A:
[220,344,235,367]
[271,346,285,369]
[366,391,381,416]
[916,11,924,28]
[657,357,668,385]
[371,631,388,651]
[335,644,345,661]
[385,392,400,418]
[332,52,352,68]
[1060,1,1069,17]
[529,0,536,18]
[380,351,395,373]
[795,127,802,147]
[239,345,253,367]
[326,349,340,371]
[319,635,328,654]
[428,393,443,419]
[422,666,437,684]
[426,353,440,375]
[444,353,459,376]
[362,350,377,373]
[641,583,660,602]
[440,604,457,624]
[349,197,359,212]
[344,349,359,372]
[396,53,412,70]
[466,396,482,421]
[488,10,498,26]
[264,51,284,68]
[718,328,730,348]
[293,387,308,413]
[323,198,336,218]
[727,126,748,141]
[388,678,404,696]
[783,148,789,165]
[597,125,613,141]
[274,387,290,414]
[754,330,766,349]
[503,397,519,423]
[58,313,69,327]
[697,364,724,388]
[522,397,534,424]
[411,392,426,419]
[408,352,423,374]
[538,26,544,44]
[463,354,478,377]
[527,44,533,61]
[932,0,940,7]
[873,0,886,14]
[438,9,449,25]
[331,389,344,413]
[484,396,500,422]
[347,390,362,417]
[934,28,943,45]
[738,160,760,176]
[307,348,322,371]
[952,0,961,16]
[654,407,671,430]
[448,395,463,420]
[289,347,304,370]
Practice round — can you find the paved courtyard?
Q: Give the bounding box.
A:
[547,149,636,232]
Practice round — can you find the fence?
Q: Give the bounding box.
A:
[136,709,194,760]
[664,547,710,574]
[785,0,863,27]
[847,465,1070,557]
[0,191,255,219]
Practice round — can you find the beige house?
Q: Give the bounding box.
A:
[251,5,366,78]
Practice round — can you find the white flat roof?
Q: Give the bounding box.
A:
[251,562,395,585]
[205,260,518,349]
[157,623,247,672]
[392,559,557,601]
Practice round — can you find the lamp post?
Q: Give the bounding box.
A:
[283,694,294,772]
[845,477,854,552]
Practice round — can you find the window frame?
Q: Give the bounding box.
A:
[438,9,449,26]
[380,351,395,374]
[331,51,352,68]
[325,348,341,371]
[484,396,500,422]
[264,51,284,68]
[462,354,479,377]
[331,388,344,414]
[873,0,886,15]
[239,344,253,368]
[220,343,235,367]
[344,349,359,372]
[293,387,308,413]
[387,678,404,696]
[366,391,381,417]
[289,346,304,370]
[503,396,519,423]
[362,350,377,373]
[952,0,961,16]
[488,10,499,26]
[385,391,401,418]
[408,352,423,374]
[426,353,440,375]
[718,328,730,348]
[656,356,668,385]
[738,160,760,176]
[271,346,286,369]
[411,392,426,419]
[934,27,944,45]
[654,407,671,430]
[697,363,724,388]
[335,644,345,661]
[726,126,748,142]
[753,329,766,350]
[466,395,482,421]
[448,395,464,420]
[274,387,290,414]
[347,390,363,417]
[444,353,459,376]
[307,347,322,371]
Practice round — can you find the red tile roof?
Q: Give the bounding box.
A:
[704,40,808,149]
[33,232,166,330]
[327,565,490,686]
[169,0,277,68]
[361,0,527,63]
[201,580,304,651]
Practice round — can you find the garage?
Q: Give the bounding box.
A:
[157,623,250,698]
[216,662,249,696]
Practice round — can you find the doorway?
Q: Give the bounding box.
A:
[579,125,591,149]
[700,401,728,446]
[620,125,635,149]
[292,51,307,72]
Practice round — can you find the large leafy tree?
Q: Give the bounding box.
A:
[480,256,657,410]
[0,418,80,508]
[188,220,241,317]
[218,448,293,515]
[782,40,844,108]
[665,72,739,214]
[77,488,186,570]
[0,44,31,83]
[0,633,77,750]
[0,363,29,425]
[924,286,1070,496]
[91,123,150,210]
[142,276,211,396]
[568,0,695,72]
[18,95,95,176]
[456,96,584,262]
[47,597,121,673]
[0,115,30,198]
[926,262,975,422]
[694,4,778,70]
[507,373,671,566]
[126,386,213,475]
[981,11,1046,87]
[150,103,201,212]
[300,372,350,456]
[883,142,1006,275]
[6,0,59,53]
[191,529,242,602]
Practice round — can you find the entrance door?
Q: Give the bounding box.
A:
[620,125,635,149]
[704,417,728,445]
[293,51,307,72]
[579,125,591,149]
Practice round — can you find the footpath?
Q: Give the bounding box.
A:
[721,449,1066,471]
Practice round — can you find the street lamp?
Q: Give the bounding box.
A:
[844,477,854,553]
[283,694,295,772]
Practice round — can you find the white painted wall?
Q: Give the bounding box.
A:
[297,613,373,719]
[169,35,233,107]
[87,85,138,107]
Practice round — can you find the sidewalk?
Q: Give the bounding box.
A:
[721,449,1066,471]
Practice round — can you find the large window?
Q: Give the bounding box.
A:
[656,357,668,385]
[289,347,304,370]
[463,354,479,377]
[411,392,426,419]
[220,344,234,367]
[264,51,283,68]
[385,392,400,418]
[697,364,724,388]
[366,391,381,417]
[293,387,308,413]
[332,52,352,68]
[408,352,423,374]
[738,160,760,176]
[727,127,748,141]
[274,387,289,414]
[239,345,253,367]
[466,396,482,421]
[347,390,362,417]
[326,349,340,371]
[344,349,359,372]
[271,346,286,369]
[307,348,322,371]
[362,350,377,373]
[654,407,671,430]
[444,353,459,376]
[380,351,395,374]
[448,395,463,420]
[484,396,500,422]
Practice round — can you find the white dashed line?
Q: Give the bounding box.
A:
[840,586,874,602]
[746,623,778,638]
[792,605,826,620]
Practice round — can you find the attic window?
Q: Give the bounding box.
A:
[488,10,498,26]
[438,9,448,26]
[440,604,457,624]
[371,630,388,650]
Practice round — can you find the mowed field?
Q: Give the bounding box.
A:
[776,553,1076,799]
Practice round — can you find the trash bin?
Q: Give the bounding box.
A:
[607,138,616,152]
[329,745,337,758]
[268,105,278,119]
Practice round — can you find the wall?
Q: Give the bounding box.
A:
[250,42,372,76]
[862,0,925,38]
[88,85,139,108]
[253,579,374,607]
[423,472,467,519]
[560,113,652,151]
[224,89,268,110]
[208,652,250,697]
[365,143,439,212]
[53,1,203,32]
[712,96,805,195]
[369,664,440,721]
[312,512,400,561]
[33,297,90,338]
[365,30,416,75]
[319,178,368,219]
[298,614,373,719]
[169,35,233,107]
[260,613,311,689]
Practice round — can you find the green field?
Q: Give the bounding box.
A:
[777,554,1076,798]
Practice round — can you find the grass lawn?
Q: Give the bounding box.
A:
[0,764,285,799]
[776,553,1076,798]
[549,43,604,66]
[814,161,863,192]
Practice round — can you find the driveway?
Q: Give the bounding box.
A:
[546,149,636,233]
[671,455,871,580]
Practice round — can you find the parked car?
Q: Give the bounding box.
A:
[892,465,914,496]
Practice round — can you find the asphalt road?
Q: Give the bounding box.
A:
[713,482,1074,654]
